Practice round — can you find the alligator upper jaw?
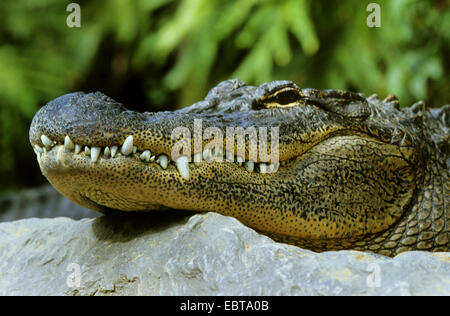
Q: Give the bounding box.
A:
[29,92,287,161]
[28,91,345,172]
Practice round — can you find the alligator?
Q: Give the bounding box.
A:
[29,79,449,257]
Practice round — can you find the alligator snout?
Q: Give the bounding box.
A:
[30,92,130,148]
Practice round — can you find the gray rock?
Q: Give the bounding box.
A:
[0,212,448,296]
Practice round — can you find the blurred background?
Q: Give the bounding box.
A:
[0,0,449,193]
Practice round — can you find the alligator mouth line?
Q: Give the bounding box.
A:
[33,134,284,180]
[33,123,413,182]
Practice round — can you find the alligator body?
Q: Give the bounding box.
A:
[29,79,449,256]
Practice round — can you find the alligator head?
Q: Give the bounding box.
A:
[29,79,449,256]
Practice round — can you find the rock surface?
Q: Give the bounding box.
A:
[0,212,448,295]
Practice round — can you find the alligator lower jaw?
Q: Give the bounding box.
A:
[32,135,289,213]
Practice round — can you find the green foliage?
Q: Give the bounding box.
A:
[0,0,448,190]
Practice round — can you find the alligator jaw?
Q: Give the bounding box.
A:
[31,131,417,243]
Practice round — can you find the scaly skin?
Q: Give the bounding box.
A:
[29,79,449,256]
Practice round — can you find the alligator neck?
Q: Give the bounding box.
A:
[359,151,449,256]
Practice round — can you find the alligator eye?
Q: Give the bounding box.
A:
[260,87,304,109]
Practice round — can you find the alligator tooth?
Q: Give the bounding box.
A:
[259,163,268,174]
[133,146,137,154]
[34,145,44,153]
[236,156,244,166]
[175,156,190,180]
[84,146,91,155]
[121,135,133,156]
[267,162,279,173]
[150,155,156,162]
[33,148,41,156]
[244,161,254,172]
[202,148,212,162]
[110,145,118,158]
[225,151,234,162]
[41,135,54,148]
[104,146,111,157]
[211,147,223,161]
[140,150,151,162]
[90,147,101,162]
[56,146,64,163]
[75,144,82,154]
[157,154,169,169]
[193,152,202,166]
[64,136,75,150]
